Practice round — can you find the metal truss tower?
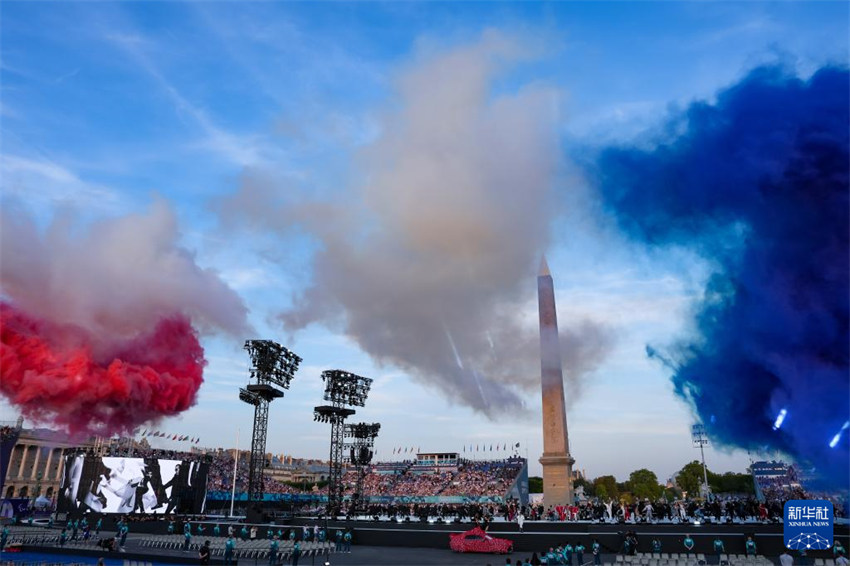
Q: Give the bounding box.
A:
[314,370,372,516]
[240,340,302,503]
[345,422,380,514]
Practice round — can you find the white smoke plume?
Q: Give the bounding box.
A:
[0,198,250,340]
[219,32,612,416]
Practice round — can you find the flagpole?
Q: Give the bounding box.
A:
[230,427,239,518]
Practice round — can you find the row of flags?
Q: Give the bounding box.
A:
[390,442,521,455]
[139,429,200,444]
[392,447,420,454]
[463,442,521,453]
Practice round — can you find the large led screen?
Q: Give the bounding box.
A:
[58,455,208,515]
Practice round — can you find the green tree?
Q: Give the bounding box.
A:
[593,475,619,500]
[529,476,543,494]
[628,469,663,500]
[676,461,708,497]
[596,484,608,499]
[710,472,754,495]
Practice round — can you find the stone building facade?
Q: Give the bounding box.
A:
[3,421,93,501]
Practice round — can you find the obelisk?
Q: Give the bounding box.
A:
[537,256,575,506]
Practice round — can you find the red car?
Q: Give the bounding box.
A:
[449,527,513,554]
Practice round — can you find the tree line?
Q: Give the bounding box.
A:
[529,461,754,500]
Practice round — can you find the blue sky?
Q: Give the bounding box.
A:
[1,1,847,482]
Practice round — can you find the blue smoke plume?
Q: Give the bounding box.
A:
[590,65,849,488]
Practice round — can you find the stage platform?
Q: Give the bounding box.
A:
[105,516,849,557]
[296,519,850,555]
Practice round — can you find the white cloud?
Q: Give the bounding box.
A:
[104,32,269,168]
[0,154,119,209]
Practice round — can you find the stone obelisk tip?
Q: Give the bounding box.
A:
[539,256,551,277]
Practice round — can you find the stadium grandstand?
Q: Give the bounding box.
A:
[327,452,528,503]
[202,448,528,505]
[751,460,806,502]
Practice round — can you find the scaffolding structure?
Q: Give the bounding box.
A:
[240,340,302,502]
[314,370,372,515]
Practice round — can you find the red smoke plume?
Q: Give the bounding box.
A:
[0,303,205,436]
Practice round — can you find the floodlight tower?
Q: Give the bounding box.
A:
[345,422,381,515]
[691,423,711,498]
[313,370,373,515]
[240,340,302,502]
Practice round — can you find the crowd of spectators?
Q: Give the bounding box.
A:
[385,471,455,496]
[206,451,239,492]
[332,458,523,499]
[442,460,523,496]
[753,464,807,501]
[204,451,302,495]
[338,469,399,496]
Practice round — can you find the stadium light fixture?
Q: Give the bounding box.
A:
[321,370,372,407]
[313,406,355,424]
[239,388,261,406]
[344,422,381,439]
[244,339,302,391]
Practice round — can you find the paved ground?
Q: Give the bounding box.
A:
[232,548,615,566]
[0,544,584,566]
[311,546,536,566]
[141,542,540,565]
